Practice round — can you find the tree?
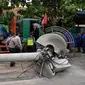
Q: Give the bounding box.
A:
[1,0,85,27]
[40,0,85,26]
[18,0,45,18]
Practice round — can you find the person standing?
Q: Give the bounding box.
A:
[6,33,22,67]
[14,33,22,52]
[76,33,82,52]
[6,33,16,67]
[31,23,40,41]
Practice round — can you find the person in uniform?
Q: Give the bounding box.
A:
[24,35,36,52]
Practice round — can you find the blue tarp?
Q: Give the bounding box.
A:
[0,24,8,40]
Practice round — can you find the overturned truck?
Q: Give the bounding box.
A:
[0,26,74,78]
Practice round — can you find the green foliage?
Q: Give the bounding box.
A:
[58,0,85,26]
[1,0,85,27]
[17,0,85,26]
[0,11,14,25]
[39,0,85,26]
[18,0,45,18]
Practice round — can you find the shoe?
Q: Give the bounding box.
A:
[10,62,15,67]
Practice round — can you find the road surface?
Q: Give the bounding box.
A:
[0,53,85,85]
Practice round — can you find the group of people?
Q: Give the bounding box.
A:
[5,22,44,67]
[76,31,85,53]
[6,33,37,67]
[6,32,37,67]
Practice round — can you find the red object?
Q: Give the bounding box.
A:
[10,16,16,34]
[82,31,85,34]
[42,13,48,29]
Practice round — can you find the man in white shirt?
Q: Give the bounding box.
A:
[6,33,16,67]
[14,33,22,52]
[6,33,22,67]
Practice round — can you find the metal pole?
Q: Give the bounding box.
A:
[0,52,40,62]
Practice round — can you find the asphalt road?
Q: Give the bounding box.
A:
[0,53,85,85]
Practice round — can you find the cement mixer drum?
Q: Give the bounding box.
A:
[37,33,68,54]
